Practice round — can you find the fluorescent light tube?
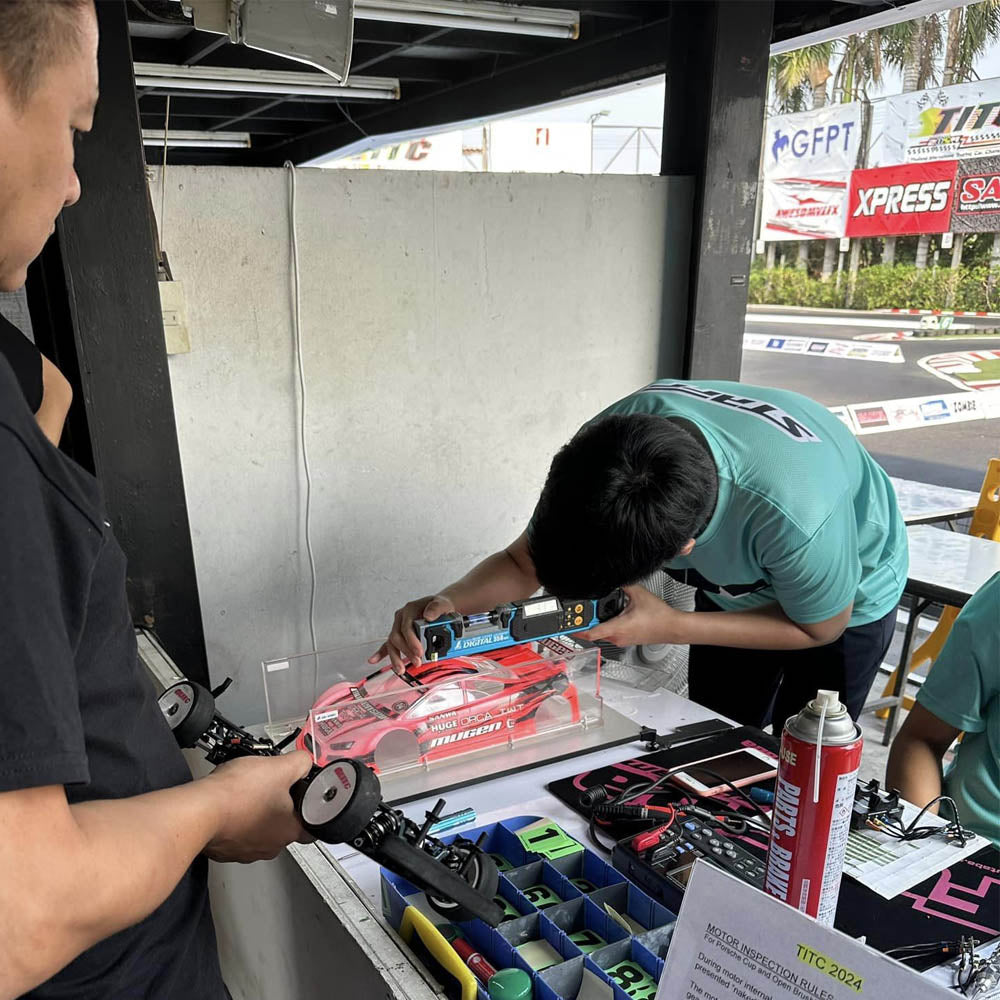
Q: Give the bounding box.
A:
[355,0,579,39]
[133,63,400,99]
[142,129,252,148]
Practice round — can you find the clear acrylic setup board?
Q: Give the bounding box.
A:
[260,637,639,805]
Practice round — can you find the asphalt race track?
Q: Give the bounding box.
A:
[742,308,1000,492]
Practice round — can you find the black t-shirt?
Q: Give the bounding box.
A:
[0,358,225,999]
[0,312,42,412]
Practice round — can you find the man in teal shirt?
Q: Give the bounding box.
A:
[887,573,999,846]
[374,380,908,729]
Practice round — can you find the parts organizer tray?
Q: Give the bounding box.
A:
[381,816,676,1000]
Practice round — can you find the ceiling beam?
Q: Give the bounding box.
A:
[253,12,669,166]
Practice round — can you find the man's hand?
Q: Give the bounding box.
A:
[369,594,457,674]
[203,751,314,863]
[578,584,678,647]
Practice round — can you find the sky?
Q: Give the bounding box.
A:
[318,3,1000,167]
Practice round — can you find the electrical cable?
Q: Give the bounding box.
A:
[872,794,973,847]
[159,94,171,248]
[581,762,773,853]
[285,163,320,682]
[609,765,772,827]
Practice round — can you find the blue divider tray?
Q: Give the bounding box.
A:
[381,816,676,1000]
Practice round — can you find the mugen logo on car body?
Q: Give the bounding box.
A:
[428,721,503,748]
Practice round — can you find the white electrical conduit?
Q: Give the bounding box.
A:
[285,162,320,679]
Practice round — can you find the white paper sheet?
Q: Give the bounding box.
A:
[656,862,950,1000]
[843,801,986,899]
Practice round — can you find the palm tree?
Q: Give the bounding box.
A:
[943,0,1000,85]
[768,43,835,269]
[884,15,944,93]
[832,31,885,286]
[941,2,1000,282]
[832,29,884,103]
[884,14,945,268]
[770,43,835,113]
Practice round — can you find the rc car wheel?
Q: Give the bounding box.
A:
[296,758,381,844]
[158,681,216,749]
[427,846,499,923]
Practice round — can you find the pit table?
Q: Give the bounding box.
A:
[891,476,979,527]
[865,524,1000,745]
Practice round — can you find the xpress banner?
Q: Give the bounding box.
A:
[846,160,958,237]
[761,103,860,241]
[952,155,1000,232]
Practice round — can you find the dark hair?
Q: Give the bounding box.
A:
[528,414,717,598]
[0,0,93,109]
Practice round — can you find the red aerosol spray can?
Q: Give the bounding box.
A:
[764,689,863,925]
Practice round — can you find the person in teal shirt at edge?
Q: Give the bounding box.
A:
[887,572,1000,846]
[372,380,909,732]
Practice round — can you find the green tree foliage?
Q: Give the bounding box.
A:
[750,262,1000,312]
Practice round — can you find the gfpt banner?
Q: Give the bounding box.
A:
[760,103,861,241]
[882,78,1000,164]
[952,155,1000,233]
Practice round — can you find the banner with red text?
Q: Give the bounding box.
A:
[846,160,958,237]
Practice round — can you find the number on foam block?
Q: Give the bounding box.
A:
[568,928,606,954]
[516,821,583,860]
[606,959,658,1000]
[522,883,561,909]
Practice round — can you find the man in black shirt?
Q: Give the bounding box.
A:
[0,3,313,997]
[0,311,73,444]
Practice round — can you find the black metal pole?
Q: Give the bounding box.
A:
[37,0,210,684]
[661,1,774,382]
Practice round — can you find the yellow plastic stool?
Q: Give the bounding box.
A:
[877,458,1000,717]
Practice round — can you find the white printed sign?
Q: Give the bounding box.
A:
[760,104,861,241]
[764,104,862,179]
[881,78,1000,164]
[655,863,948,1000]
[760,176,850,241]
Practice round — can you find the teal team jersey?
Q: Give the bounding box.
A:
[915,572,1000,847]
[599,380,908,626]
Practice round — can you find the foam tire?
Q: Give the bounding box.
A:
[296,758,381,844]
[159,681,216,748]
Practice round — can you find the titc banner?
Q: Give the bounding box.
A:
[655,864,946,1000]
[760,103,861,242]
[882,78,1000,164]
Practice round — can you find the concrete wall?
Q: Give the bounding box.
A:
[0,289,34,340]
[154,166,692,722]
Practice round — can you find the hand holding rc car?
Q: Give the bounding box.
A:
[204,751,314,863]
[158,676,504,925]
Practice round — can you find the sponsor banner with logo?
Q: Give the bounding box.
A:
[846,160,958,237]
[761,104,860,241]
[843,389,1000,435]
[328,130,468,171]
[881,79,1000,164]
[743,333,903,362]
[764,104,862,178]
[761,176,850,240]
[918,349,1000,390]
[952,155,1000,232]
